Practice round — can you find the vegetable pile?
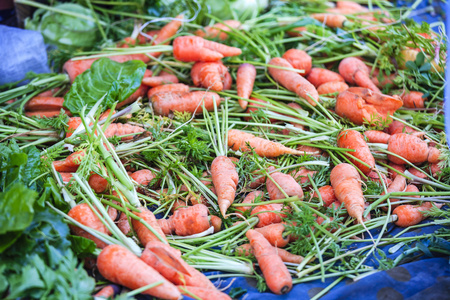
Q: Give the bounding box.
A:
[1,0,449,299]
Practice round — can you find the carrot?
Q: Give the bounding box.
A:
[251,203,287,228]
[97,244,181,299]
[147,14,183,58]
[371,68,396,88]
[25,110,71,118]
[393,202,440,227]
[147,83,190,99]
[387,120,421,136]
[307,68,345,88]
[236,63,257,109]
[237,243,303,263]
[65,150,86,168]
[117,210,131,235]
[317,81,349,95]
[25,96,64,111]
[210,215,222,233]
[142,71,179,87]
[195,20,242,40]
[387,133,429,165]
[367,170,392,186]
[94,285,116,298]
[339,57,381,92]
[53,161,78,173]
[88,173,109,193]
[228,129,305,157]
[68,203,111,248]
[59,172,73,183]
[409,167,427,179]
[364,130,391,144]
[291,167,317,185]
[388,162,406,179]
[236,191,264,214]
[211,156,239,217]
[311,13,348,28]
[104,123,145,141]
[191,62,232,91]
[177,286,231,300]
[313,185,337,207]
[266,171,304,200]
[255,223,289,248]
[248,170,267,188]
[152,90,221,116]
[428,147,441,164]
[405,184,420,197]
[246,229,292,295]
[141,241,217,290]
[430,163,441,177]
[131,169,157,187]
[157,204,211,236]
[173,36,242,62]
[296,145,323,156]
[132,207,167,245]
[402,91,426,108]
[330,163,366,224]
[116,83,149,109]
[282,49,312,76]
[268,57,319,106]
[66,117,82,138]
[382,174,407,208]
[337,129,375,174]
[336,1,368,11]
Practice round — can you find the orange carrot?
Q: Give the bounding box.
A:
[364,130,391,144]
[131,169,157,187]
[337,129,375,174]
[387,133,429,165]
[427,147,441,164]
[339,57,381,92]
[195,20,241,40]
[53,161,79,173]
[388,162,406,179]
[382,174,407,208]
[152,90,221,116]
[313,185,337,207]
[387,120,420,135]
[409,167,427,179]
[25,96,64,111]
[236,191,264,214]
[371,68,396,88]
[255,223,289,248]
[251,203,287,228]
[211,156,239,217]
[282,49,312,76]
[116,211,131,235]
[393,202,440,227]
[25,110,71,118]
[430,163,441,177]
[236,63,257,109]
[88,173,108,193]
[405,184,420,197]
[94,285,116,298]
[291,167,317,185]
[104,123,145,141]
[142,71,179,87]
[177,286,231,300]
[266,171,304,200]
[132,207,167,245]
[97,245,180,299]
[141,241,217,290]
[173,36,241,62]
[237,243,303,263]
[157,204,211,236]
[191,62,231,91]
[337,1,368,11]
[66,117,82,138]
[286,26,307,37]
[147,83,190,99]
[116,83,149,109]
[210,215,222,233]
[246,229,292,295]
[147,15,183,58]
[296,145,323,156]
[59,172,73,183]
[402,91,426,108]
[330,163,366,224]
[68,203,111,248]
[311,13,348,28]
[228,129,305,157]
[307,68,345,88]
[268,57,319,106]
[317,81,349,95]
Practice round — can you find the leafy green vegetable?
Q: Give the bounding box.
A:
[63,58,146,114]
[68,236,96,257]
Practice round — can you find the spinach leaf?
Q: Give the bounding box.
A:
[63,58,146,114]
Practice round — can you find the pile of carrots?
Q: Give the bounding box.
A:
[3,1,448,299]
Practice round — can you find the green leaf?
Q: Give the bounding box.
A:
[405,61,418,71]
[419,63,431,72]
[415,51,425,66]
[63,58,146,114]
[0,183,37,235]
[7,264,46,299]
[0,232,22,254]
[229,287,247,298]
[68,235,96,256]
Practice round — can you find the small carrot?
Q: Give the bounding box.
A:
[251,203,287,228]
[211,156,239,217]
[152,90,221,116]
[402,91,426,108]
[59,172,73,183]
[94,285,116,298]
[25,96,65,111]
[393,202,440,227]
[291,167,317,185]
[88,173,108,193]
[142,71,179,87]
[313,185,337,207]
[173,36,242,62]
[387,120,420,135]
[387,133,429,165]
[382,174,407,208]
[246,229,293,295]
[330,163,366,224]
[228,129,305,157]
[25,110,71,118]
[427,147,441,164]
[97,244,181,299]
[388,162,406,179]
[53,161,79,173]
[236,191,265,214]
[177,286,232,300]
[336,1,368,11]
[147,83,190,99]
[255,223,289,248]
[147,14,183,57]
[307,68,345,88]
[296,145,323,156]
[430,163,441,177]
[311,13,348,28]
[68,203,111,248]
[116,84,149,108]
[195,20,242,40]
[317,81,348,95]
[337,129,375,174]
[117,211,131,235]
[236,63,257,109]
[237,243,304,263]
[339,57,381,92]
[405,184,420,197]
[371,68,396,88]
[364,130,391,144]
[104,123,145,141]
[210,215,222,233]
[282,49,312,76]
[267,171,304,200]
[409,167,427,179]
[268,57,319,106]
[191,62,232,91]
[131,169,157,187]
[158,204,212,236]
[132,207,167,245]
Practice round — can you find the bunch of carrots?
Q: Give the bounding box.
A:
[2,0,449,299]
